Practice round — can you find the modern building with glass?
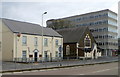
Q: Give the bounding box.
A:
[47,9,118,56]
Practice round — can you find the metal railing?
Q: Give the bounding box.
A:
[13,57,63,63]
[2,56,118,72]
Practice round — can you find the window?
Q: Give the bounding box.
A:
[108,12,117,19]
[22,51,26,58]
[103,28,108,31]
[99,29,102,32]
[55,39,59,46]
[90,16,94,18]
[103,13,108,17]
[84,34,91,47]
[34,37,38,46]
[59,52,61,57]
[22,36,27,45]
[44,38,48,46]
[78,18,81,21]
[99,42,102,45]
[83,24,87,26]
[55,51,58,57]
[66,45,70,55]
[103,20,108,24]
[94,36,98,39]
[95,15,99,18]
[99,14,101,17]
[99,21,102,24]
[105,42,108,45]
[95,22,99,25]
[99,35,102,38]
[44,51,48,59]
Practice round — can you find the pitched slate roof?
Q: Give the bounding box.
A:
[57,26,88,43]
[2,18,62,37]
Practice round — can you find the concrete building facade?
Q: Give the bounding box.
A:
[1,18,63,62]
[47,9,118,56]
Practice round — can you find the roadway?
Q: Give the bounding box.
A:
[3,62,118,75]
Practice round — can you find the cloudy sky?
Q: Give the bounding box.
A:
[1,0,120,27]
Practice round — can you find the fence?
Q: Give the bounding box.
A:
[14,56,100,63]
[14,57,63,63]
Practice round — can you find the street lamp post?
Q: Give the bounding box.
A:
[41,12,47,61]
[103,29,107,57]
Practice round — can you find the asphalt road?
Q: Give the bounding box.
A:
[4,62,118,75]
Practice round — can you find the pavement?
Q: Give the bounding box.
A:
[1,56,118,73]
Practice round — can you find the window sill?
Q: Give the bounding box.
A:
[56,46,59,47]
[34,45,38,46]
[22,44,27,46]
[44,46,48,47]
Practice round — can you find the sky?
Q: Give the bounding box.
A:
[0,0,120,27]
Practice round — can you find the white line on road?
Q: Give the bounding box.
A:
[91,69,110,73]
[31,70,39,72]
[2,73,13,75]
[13,72,23,74]
[79,74,85,75]
[86,67,118,75]
[23,71,31,73]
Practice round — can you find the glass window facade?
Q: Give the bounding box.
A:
[108,20,117,26]
[108,12,117,19]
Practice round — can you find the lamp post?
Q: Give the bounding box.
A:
[41,12,47,61]
[15,32,21,62]
[103,29,107,57]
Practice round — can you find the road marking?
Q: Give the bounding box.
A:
[23,71,31,73]
[91,69,110,74]
[39,70,47,72]
[13,72,23,74]
[2,73,13,75]
[86,67,118,74]
[31,70,39,72]
[47,69,59,71]
[79,74,85,75]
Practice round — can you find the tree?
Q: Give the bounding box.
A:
[47,19,72,30]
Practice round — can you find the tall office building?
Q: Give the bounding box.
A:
[47,9,118,56]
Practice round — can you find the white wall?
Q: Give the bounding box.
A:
[2,21,14,61]
[13,33,63,61]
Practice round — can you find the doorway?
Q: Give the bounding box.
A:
[44,51,48,61]
[34,52,38,62]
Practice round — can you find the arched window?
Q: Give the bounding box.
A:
[66,45,70,55]
[84,34,91,48]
